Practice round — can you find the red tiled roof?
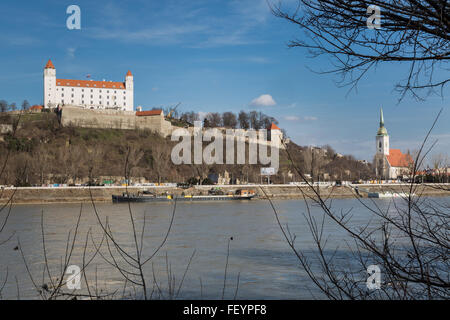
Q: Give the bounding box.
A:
[29,105,43,110]
[136,109,162,116]
[126,70,133,77]
[269,122,280,130]
[387,149,413,168]
[56,79,125,89]
[45,59,55,69]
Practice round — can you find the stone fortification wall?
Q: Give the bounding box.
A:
[60,106,172,137]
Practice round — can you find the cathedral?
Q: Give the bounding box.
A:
[374,108,413,180]
[43,59,134,111]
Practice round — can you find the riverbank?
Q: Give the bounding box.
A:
[1,184,449,204]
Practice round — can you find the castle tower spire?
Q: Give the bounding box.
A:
[45,59,55,69]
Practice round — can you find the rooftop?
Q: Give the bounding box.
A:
[387,149,413,168]
[45,59,55,69]
[136,109,163,116]
[56,79,125,89]
[269,122,281,130]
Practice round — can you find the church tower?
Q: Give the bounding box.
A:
[43,59,56,109]
[375,108,390,179]
[376,108,389,155]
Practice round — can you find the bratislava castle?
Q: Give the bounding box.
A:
[43,59,134,111]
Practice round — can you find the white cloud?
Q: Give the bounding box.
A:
[67,47,76,59]
[284,115,300,121]
[249,94,276,107]
[88,1,271,48]
[283,115,317,121]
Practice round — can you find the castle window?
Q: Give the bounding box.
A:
[379,141,382,148]
[91,101,93,104]
[82,101,84,104]
[72,88,74,91]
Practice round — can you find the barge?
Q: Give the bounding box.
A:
[112,189,256,203]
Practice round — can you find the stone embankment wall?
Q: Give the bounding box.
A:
[1,184,448,204]
[60,106,173,137]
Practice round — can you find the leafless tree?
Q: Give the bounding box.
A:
[238,110,250,129]
[205,112,223,128]
[0,100,7,113]
[222,112,238,128]
[270,0,450,100]
[266,110,449,299]
[151,143,170,184]
[21,100,30,112]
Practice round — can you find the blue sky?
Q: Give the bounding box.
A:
[0,0,448,162]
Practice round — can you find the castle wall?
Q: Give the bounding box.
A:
[60,106,173,137]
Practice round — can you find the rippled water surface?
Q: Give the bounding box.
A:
[0,197,448,299]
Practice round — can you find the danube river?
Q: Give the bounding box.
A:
[0,197,448,299]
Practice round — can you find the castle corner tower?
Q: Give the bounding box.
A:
[125,70,134,111]
[43,59,57,109]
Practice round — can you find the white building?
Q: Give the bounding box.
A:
[374,108,413,180]
[43,59,134,111]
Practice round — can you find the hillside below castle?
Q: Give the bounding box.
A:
[0,112,373,186]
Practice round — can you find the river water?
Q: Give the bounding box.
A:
[0,196,448,299]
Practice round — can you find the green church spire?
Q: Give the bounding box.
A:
[377,107,388,136]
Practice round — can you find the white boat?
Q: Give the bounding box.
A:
[368,191,415,198]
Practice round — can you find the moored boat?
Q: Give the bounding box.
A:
[112,189,256,203]
[368,191,416,198]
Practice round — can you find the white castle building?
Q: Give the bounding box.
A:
[43,59,134,111]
